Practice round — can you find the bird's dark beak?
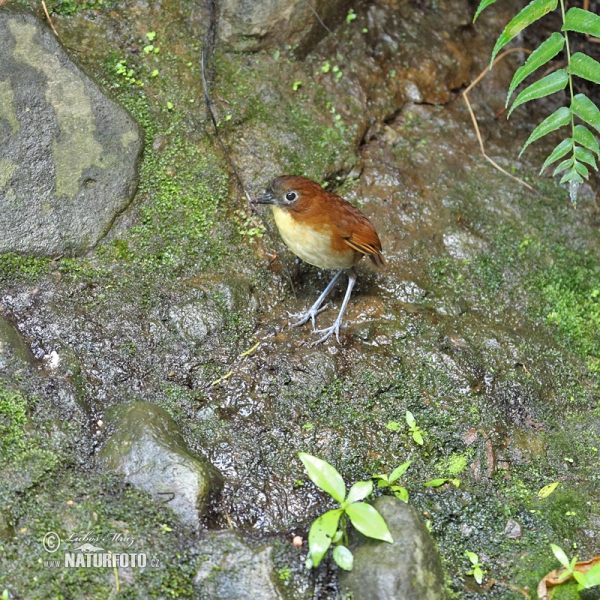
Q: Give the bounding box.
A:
[252,190,276,205]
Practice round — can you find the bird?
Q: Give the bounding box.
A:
[251,175,384,344]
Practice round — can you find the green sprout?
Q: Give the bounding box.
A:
[298,453,393,572]
[346,8,357,23]
[372,461,411,502]
[551,544,600,590]
[405,411,424,445]
[465,551,484,584]
[292,81,303,91]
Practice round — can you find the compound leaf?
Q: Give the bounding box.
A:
[491,0,558,66]
[571,94,600,134]
[563,7,600,38]
[507,32,564,106]
[540,138,572,173]
[574,146,598,170]
[568,53,600,85]
[520,106,571,156]
[508,69,568,117]
[473,0,498,22]
[574,124,600,157]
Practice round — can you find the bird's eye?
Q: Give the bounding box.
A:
[285,191,297,202]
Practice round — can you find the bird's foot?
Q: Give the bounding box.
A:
[311,319,342,345]
[287,304,329,329]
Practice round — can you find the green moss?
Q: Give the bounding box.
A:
[0,253,50,282]
[0,382,27,459]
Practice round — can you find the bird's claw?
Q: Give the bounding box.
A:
[287,304,329,329]
[311,321,342,345]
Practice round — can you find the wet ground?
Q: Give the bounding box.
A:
[1,0,600,598]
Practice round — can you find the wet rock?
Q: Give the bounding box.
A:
[0,6,142,256]
[98,402,222,528]
[503,518,522,539]
[0,315,35,369]
[169,301,224,344]
[194,531,284,600]
[340,496,446,600]
[218,0,352,53]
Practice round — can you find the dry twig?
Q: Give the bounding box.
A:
[463,47,542,193]
[41,0,60,38]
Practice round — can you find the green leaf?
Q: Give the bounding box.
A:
[575,161,590,178]
[574,125,600,157]
[551,544,572,570]
[389,461,411,483]
[473,0,498,22]
[308,509,342,568]
[560,168,584,184]
[568,53,600,85]
[376,479,389,487]
[490,0,558,66]
[343,481,373,506]
[466,551,479,565]
[563,7,600,38]
[508,70,568,117]
[412,430,424,445]
[332,530,344,544]
[332,545,354,571]
[385,421,401,432]
[298,453,346,503]
[553,157,574,176]
[520,106,571,156]
[582,562,600,587]
[345,502,394,543]
[405,411,416,427]
[540,138,573,173]
[571,94,600,134]
[573,570,590,588]
[392,486,409,502]
[474,566,484,584]
[507,33,564,106]
[424,478,449,487]
[575,146,598,170]
[537,481,560,498]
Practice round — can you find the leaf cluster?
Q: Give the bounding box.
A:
[298,453,393,572]
[475,0,600,203]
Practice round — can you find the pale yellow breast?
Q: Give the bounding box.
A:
[271,205,356,269]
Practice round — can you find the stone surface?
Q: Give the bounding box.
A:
[218,0,352,54]
[0,6,142,256]
[194,531,284,600]
[339,496,446,600]
[98,401,222,528]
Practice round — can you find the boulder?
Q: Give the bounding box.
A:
[339,496,446,600]
[0,6,142,256]
[98,402,222,528]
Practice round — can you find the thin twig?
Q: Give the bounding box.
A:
[463,47,553,196]
[41,0,60,38]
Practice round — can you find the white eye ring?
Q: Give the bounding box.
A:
[285,191,297,202]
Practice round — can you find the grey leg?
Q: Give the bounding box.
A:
[289,269,344,329]
[313,268,357,344]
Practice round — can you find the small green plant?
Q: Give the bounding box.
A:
[277,566,291,582]
[424,477,460,488]
[233,209,266,239]
[465,551,484,584]
[372,461,411,502]
[346,8,357,23]
[405,411,424,445]
[551,544,600,590]
[298,453,393,571]
[2,589,9,600]
[475,0,600,204]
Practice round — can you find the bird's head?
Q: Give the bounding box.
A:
[252,176,323,209]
